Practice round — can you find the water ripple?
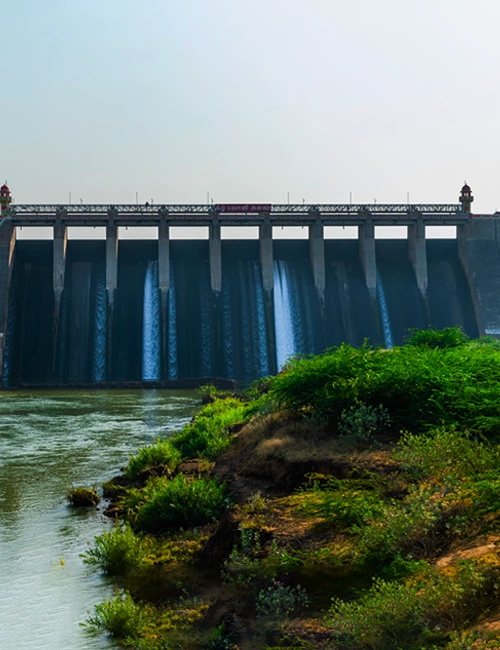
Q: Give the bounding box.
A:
[0,389,198,649]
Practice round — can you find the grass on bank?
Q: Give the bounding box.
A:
[123,474,229,534]
[83,588,208,648]
[124,397,252,481]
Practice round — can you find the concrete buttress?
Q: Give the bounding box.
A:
[52,221,67,372]
[259,220,277,374]
[0,219,15,378]
[106,222,119,375]
[408,218,428,296]
[458,220,500,337]
[209,220,222,294]
[158,219,170,378]
[309,219,326,302]
[359,219,377,297]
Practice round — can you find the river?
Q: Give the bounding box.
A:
[0,389,199,650]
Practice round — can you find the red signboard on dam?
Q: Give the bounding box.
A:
[215,204,271,213]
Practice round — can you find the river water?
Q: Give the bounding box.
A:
[0,390,198,650]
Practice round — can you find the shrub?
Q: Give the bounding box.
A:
[269,335,500,435]
[395,427,500,481]
[300,478,386,529]
[356,482,454,561]
[405,326,469,349]
[242,491,268,515]
[123,474,228,533]
[256,579,309,619]
[438,631,500,649]
[205,623,238,650]
[171,398,248,460]
[223,526,264,585]
[198,384,234,403]
[67,486,99,507]
[84,589,148,640]
[125,439,181,479]
[326,561,496,650]
[81,523,150,575]
[337,399,391,442]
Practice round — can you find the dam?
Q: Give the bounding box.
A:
[0,182,498,386]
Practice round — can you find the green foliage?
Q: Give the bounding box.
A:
[394,428,500,537]
[338,399,391,442]
[205,623,238,650]
[256,578,309,619]
[326,561,497,649]
[244,376,272,400]
[123,474,228,533]
[300,478,386,529]
[242,491,268,515]
[437,631,500,649]
[223,526,264,585]
[84,590,206,648]
[84,589,148,640]
[395,427,500,481]
[198,384,234,403]
[125,438,181,479]
[170,398,248,460]
[405,326,469,349]
[67,486,100,507]
[469,336,500,352]
[81,523,150,575]
[356,483,452,561]
[269,335,500,435]
[125,397,250,478]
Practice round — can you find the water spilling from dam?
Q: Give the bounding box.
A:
[1,236,479,387]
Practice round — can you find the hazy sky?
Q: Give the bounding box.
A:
[3,0,500,213]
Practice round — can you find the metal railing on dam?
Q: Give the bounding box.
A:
[4,202,468,226]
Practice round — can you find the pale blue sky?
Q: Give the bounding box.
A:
[3,0,500,213]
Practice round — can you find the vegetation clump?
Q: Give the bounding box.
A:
[67,486,100,507]
[82,328,500,649]
[122,474,229,534]
[82,523,150,575]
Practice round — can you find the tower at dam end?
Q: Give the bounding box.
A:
[0,183,498,386]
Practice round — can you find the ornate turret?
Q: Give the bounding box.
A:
[0,183,12,217]
[459,182,473,214]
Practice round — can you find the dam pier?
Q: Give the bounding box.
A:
[0,183,498,386]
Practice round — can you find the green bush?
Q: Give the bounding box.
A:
[67,486,100,507]
[356,483,454,561]
[326,561,495,649]
[256,579,309,619]
[405,326,469,349]
[198,384,234,403]
[171,398,248,460]
[437,631,500,649]
[269,335,500,435]
[205,623,238,650]
[337,399,391,442]
[125,398,250,475]
[84,589,148,640]
[123,474,228,533]
[81,523,150,575]
[300,478,386,529]
[395,427,500,481]
[125,439,181,479]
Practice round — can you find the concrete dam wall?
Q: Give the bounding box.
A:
[0,231,482,387]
